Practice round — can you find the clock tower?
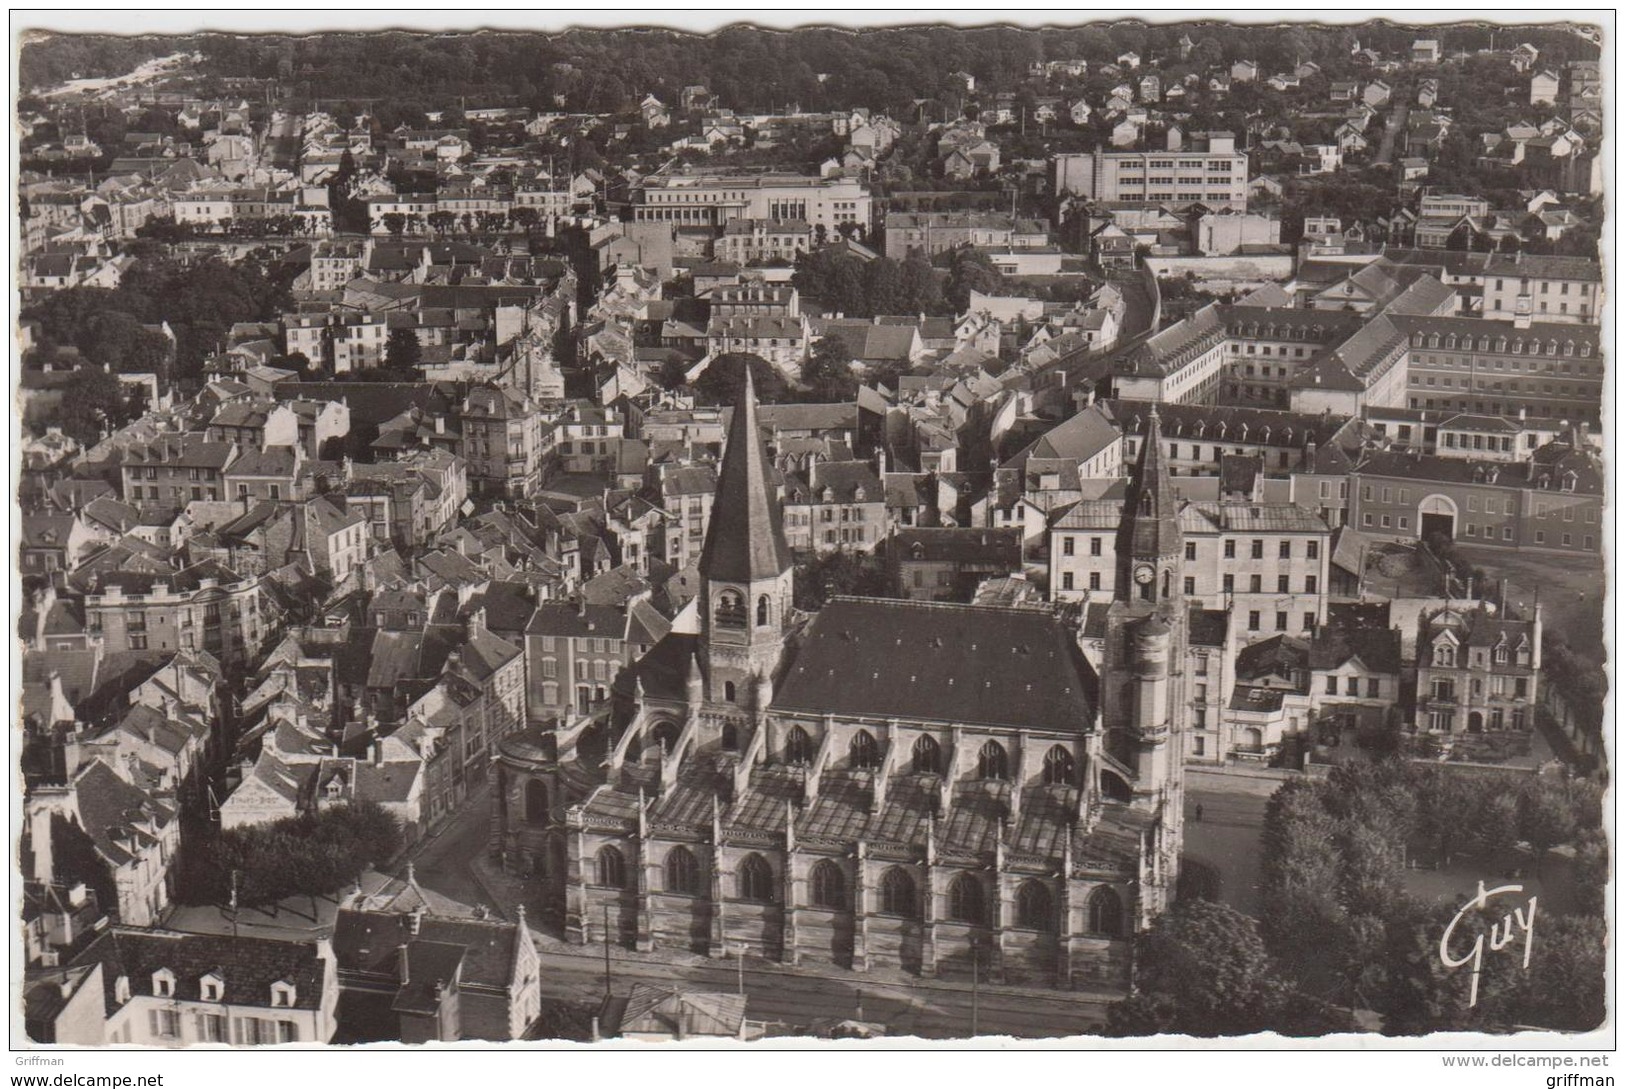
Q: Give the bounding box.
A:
[1099,404,1187,921]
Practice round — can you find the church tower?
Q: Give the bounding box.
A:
[1099,406,1187,917]
[697,367,795,709]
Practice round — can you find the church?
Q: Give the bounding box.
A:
[492,372,1190,989]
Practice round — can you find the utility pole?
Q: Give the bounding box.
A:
[229,870,240,942]
[602,903,612,997]
[736,943,744,996]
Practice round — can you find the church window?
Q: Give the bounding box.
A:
[1016,880,1054,930]
[652,720,681,754]
[948,873,985,924]
[721,723,739,751]
[595,846,626,888]
[850,730,880,770]
[715,589,747,629]
[912,734,941,774]
[1088,886,1124,936]
[737,853,774,902]
[784,725,814,765]
[810,860,845,909]
[756,595,771,626]
[1042,746,1075,786]
[665,846,701,896]
[977,740,1009,781]
[724,681,737,703]
[881,867,917,916]
[524,780,549,823]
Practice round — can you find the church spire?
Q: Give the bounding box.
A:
[1119,404,1184,601]
[700,365,793,582]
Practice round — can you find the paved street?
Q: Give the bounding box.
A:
[1375,105,1409,164]
[1182,771,1277,917]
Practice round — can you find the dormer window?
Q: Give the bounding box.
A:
[270,981,296,1008]
[200,972,225,1002]
[1493,645,1509,665]
[152,968,175,998]
[1434,642,1455,667]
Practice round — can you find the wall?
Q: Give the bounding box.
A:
[1145,254,1294,285]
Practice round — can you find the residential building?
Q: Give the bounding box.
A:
[888,527,1023,602]
[1415,603,1541,735]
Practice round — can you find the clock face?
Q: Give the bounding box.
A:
[1134,564,1155,585]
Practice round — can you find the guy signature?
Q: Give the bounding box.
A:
[1438,881,1537,1008]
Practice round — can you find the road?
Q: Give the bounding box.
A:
[1375,105,1409,165]
[1182,772,1275,917]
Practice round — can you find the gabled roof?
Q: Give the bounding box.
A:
[73,926,327,1011]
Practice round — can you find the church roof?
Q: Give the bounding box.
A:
[698,368,793,583]
[773,597,1097,731]
[1120,406,1181,561]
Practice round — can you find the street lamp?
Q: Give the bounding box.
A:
[969,938,981,1038]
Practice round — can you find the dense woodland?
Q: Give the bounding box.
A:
[21,22,1600,121]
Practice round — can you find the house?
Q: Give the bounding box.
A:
[62,927,337,1046]
[1411,39,1441,64]
[597,984,751,1042]
[1530,70,1560,107]
[1231,59,1259,83]
[1416,79,1439,108]
[332,896,541,1042]
[1363,80,1392,107]
[1510,43,1540,73]
[888,527,1023,602]
[1415,603,1540,735]
[1329,80,1362,103]
[1069,99,1092,126]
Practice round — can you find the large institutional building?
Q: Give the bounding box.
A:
[490,375,1189,988]
[1050,131,1250,211]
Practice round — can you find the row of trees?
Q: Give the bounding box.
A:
[379,206,546,240]
[136,213,327,242]
[181,801,404,913]
[1259,763,1605,1032]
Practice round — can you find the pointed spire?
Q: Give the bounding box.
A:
[1120,403,1182,579]
[700,365,792,582]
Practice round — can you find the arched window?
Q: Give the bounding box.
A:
[524,779,549,823]
[651,720,680,754]
[977,740,1009,781]
[724,681,737,703]
[664,846,700,895]
[810,859,845,909]
[737,853,774,902]
[595,846,626,888]
[912,734,940,774]
[1016,880,1053,930]
[721,723,739,751]
[849,730,880,769]
[756,595,771,626]
[1434,642,1455,666]
[1042,745,1075,786]
[948,873,984,924]
[881,867,917,917]
[715,589,746,629]
[784,725,813,765]
[1088,886,1123,936]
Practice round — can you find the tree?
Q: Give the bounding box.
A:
[1517,777,1578,872]
[386,327,423,372]
[382,212,407,239]
[793,550,890,611]
[801,335,859,403]
[1108,900,1285,1037]
[41,366,141,445]
[692,353,789,406]
[899,249,947,314]
[943,245,1004,313]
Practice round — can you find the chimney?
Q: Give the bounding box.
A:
[398,944,411,982]
[371,741,383,766]
[28,804,54,884]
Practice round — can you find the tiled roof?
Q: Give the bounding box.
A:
[774,597,1097,731]
[74,926,328,1011]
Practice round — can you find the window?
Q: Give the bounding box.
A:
[1042,745,1075,786]
[1248,611,1260,631]
[1224,540,1235,559]
[948,873,984,924]
[1016,880,1054,930]
[201,1014,228,1042]
[1090,537,1102,556]
[665,846,701,895]
[150,1009,181,1039]
[525,779,549,823]
[912,735,940,774]
[715,588,746,629]
[810,860,845,909]
[784,725,814,765]
[849,730,880,770]
[1276,611,1287,631]
[756,595,771,626]
[1325,675,1337,694]
[737,853,774,902]
[1279,540,1291,559]
[881,867,918,916]
[152,970,175,999]
[1251,539,1264,559]
[1434,643,1455,667]
[1088,572,1101,591]
[1367,678,1380,698]
[1250,575,1262,593]
[1305,575,1318,594]
[1087,886,1124,936]
[977,740,1009,780]
[1184,576,1196,595]
[1277,575,1290,593]
[1304,612,1316,631]
[596,846,626,888]
[1062,572,1075,591]
[1063,537,1075,556]
[1184,542,1196,561]
[1223,574,1234,593]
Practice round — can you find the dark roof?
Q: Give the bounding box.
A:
[1235,634,1310,681]
[891,527,1022,564]
[699,369,793,583]
[774,597,1097,731]
[332,908,520,990]
[1310,626,1402,674]
[73,926,327,1010]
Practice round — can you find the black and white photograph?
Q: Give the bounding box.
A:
[9,10,1613,1065]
